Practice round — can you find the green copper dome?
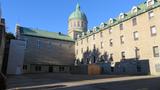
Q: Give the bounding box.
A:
[69,3,87,21]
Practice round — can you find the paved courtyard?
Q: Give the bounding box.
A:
[7,73,160,90]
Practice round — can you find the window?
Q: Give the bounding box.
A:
[100,23,105,28]
[101,42,103,49]
[37,40,40,48]
[23,65,27,70]
[81,40,83,44]
[48,42,52,48]
[135,47,140,59]
[148,11,154,19]
[24,39,28,49]
[59,66,65,72]
[109,18,115,24]
[150,26,157,36]
[132,18,137,26]
[100,32,103,38]
[121,51,125,60]
[153,46,159,57]
[132,6,138,13]
[119,23,123,30]
[109,39,113,47]
[109,54,113,61]
[93,34,95,40]
[147,0,155,7]
[86,37,89,43]
[74,22,76,27]
[35,66,41,71]
[133,31,139,40]
[87,46,89,52]
[76,50,78,55]
[78,21,80,27]
[93,44,96,49]
[71,22,73,27]
[76,42,78,46]
[81,21,84,27]
[120,35,124,44]
[119,13,126,20]
[109,28,113,34]
[93,27,97,32]
[81,48,83,54]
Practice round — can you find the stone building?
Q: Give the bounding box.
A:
[7,25,75,74]
[7,3,87,74]
[8,0,160,75]
[75,0,160,75]
[0,17,5,72]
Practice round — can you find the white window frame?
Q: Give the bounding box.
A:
[131,6,138,13]
[119,13,125,19]
[148,11,154,19]
[134,31,139,40]
[151,26,157,36]
[120,35,124,44]
[147,0,155,7]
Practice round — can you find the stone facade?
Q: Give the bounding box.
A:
[8,0,160,75]
[15,25,75,73]
[7,40,25,75]
[0,18,5,72]
[21,36,75,65]
[75,0,160,75]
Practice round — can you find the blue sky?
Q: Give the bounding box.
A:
[1,0,145,34]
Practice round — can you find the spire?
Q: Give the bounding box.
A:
[76,3,80,11]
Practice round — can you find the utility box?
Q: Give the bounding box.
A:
[88,64,101,75]
[70,64,101,75]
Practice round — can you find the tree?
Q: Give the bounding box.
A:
[5,32,15,43]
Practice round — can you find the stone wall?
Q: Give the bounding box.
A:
[20,35,75,66]
[7,40,25,75]
[75,3,160,75]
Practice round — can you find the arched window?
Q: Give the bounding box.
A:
[81,21,84,27]
[70,22,72,27]
[78,21,80,27]
[74,22,76,27]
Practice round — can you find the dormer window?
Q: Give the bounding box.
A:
[147,0,155,7]
[87,30,90,34]
[131,6,139,13]
[77,34,80,39]
[82,32,85,36]
[109,18,115,24]
[93,26,97,32]
[119,13,126,20]
[100,23,105,29]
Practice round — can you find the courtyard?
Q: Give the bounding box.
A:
[7,73,160,90]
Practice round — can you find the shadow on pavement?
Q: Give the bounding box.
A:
[7,73,129,89]
[52,77,160,90]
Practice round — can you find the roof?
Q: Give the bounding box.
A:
[77,0,160,40]
[69,3,87,21]
[18,26,74,42]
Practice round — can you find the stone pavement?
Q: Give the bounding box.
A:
[7,73,160,90]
